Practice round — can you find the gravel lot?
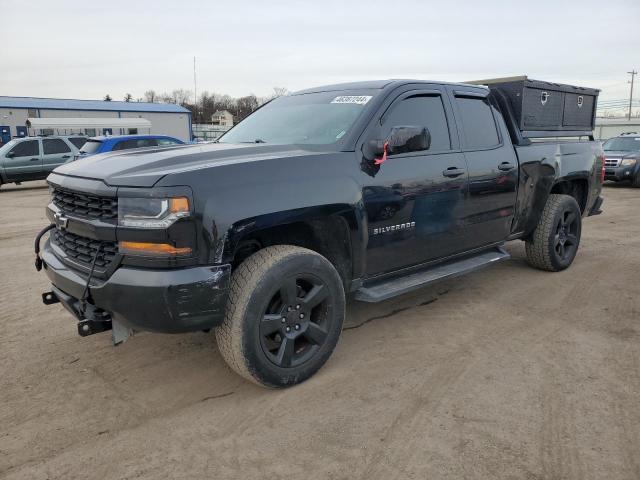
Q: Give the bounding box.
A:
[1,181,639,480]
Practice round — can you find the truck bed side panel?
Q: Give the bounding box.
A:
[511,141,602,237]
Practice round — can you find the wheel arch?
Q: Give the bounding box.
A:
[549,177,589,213]
[220,206,361,290]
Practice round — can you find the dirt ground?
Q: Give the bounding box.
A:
[0,180,639,480]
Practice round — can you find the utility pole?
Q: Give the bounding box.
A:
[628,69,637,121]
[193,56,198,124]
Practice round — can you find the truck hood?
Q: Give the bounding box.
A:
[51,143,334,187]
[603,150,640,159]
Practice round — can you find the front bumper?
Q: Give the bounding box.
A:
[604,165,636,181]
[41,239,231,334]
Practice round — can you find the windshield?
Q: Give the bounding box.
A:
[2,139,18,150]
[603,137,640,152]
[219,90,377,145]
[79,140,102,154]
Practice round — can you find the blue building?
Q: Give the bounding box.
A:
[0,96,192,144]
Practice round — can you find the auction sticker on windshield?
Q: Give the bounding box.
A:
[331,95,372,105]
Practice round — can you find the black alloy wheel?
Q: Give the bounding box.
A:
[553,208,579,262]
[259,274,332,368]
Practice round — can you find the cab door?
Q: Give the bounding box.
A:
[359,87,470,277]
[448,89,518,248]
[3,139,42,181]
[42,138,73,173]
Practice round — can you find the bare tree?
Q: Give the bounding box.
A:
[144,90,157,103]
[171,89,192,106]
[158,92,174,104]
[272,87,289,98]
[104,94,112,101]
[236,95,259,120]
[124,93,133,102]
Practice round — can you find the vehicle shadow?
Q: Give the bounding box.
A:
[0,182,48,193]
[603,181,634,189]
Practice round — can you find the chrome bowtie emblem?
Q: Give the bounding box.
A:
[53,212,69,230]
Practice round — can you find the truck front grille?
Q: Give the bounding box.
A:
[605,158,620,167]
[52,187,118,220]
[51,229,118,269]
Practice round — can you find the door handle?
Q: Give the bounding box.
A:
[29,158,40,162]
[498,162,515,171]
[442,167,466,178]
[62,155,70,159]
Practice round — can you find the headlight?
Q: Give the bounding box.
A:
[118,197,190,228]
[621,158,637,166]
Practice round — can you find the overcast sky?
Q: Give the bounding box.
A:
[1,0,638,103]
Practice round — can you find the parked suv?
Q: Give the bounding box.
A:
[603,132,640,187]
[74,135,184,160]
[0,135,86,187]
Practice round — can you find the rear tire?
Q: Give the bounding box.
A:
[525,194,582,272]
[215,245,345,388]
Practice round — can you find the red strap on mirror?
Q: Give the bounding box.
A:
[374,141,389,165]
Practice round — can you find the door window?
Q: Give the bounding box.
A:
[382,95,451,151]
[455,97,500,149]
[8,140,39,157]
[43,138,72,155]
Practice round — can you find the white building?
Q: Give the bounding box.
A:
[211,110,234,128]
[594,118,640,140]
[0,96,192,144]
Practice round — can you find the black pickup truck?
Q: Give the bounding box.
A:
[35,77,604,388]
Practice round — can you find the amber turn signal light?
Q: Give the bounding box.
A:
[119,241,192,256]
[169,197,190,214]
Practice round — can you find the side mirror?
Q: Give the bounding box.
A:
[387,126,431,155]
[6,152,15,158]
[362,126,431,162]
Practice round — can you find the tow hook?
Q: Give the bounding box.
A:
[78,319,113,337]
[42,291,60,305]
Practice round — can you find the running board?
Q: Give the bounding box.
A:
[355,247,510,303]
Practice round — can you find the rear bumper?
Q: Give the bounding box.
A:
[41,239,231,333]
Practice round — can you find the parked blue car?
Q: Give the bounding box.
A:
[75,135,185,160]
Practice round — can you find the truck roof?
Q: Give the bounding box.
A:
[293,79,488,95]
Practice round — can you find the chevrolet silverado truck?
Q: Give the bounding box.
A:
[35,77,604,388]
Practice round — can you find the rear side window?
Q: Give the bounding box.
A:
[113,139,157,151]
[8,140,39,157]
[68,137,87,149]
[80,140,102,154]
[382,95,451,151]
[455,97,500,149]
[157,138,180,146]
[43,139,71,155]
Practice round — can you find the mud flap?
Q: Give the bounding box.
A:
[111,318,133,346]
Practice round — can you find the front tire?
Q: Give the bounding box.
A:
[215,245,345,388]
[525,194,582,272]
[632,171,640,188]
